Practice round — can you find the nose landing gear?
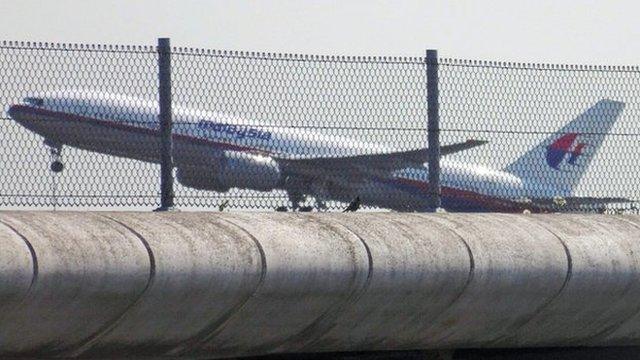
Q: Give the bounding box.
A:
[45,139,64,173]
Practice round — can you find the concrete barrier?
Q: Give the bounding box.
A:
[1,212,640,358]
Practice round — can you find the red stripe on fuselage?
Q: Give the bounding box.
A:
[9,104,536,212]
[8,105,270,155]
[392,177,537,213]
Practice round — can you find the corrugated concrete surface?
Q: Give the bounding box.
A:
[1,212,640,359]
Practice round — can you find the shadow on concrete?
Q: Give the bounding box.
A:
[236,347,640,360]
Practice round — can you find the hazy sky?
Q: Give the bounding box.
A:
[1,0,638,65]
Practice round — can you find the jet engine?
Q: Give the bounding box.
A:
[177,151,282,192]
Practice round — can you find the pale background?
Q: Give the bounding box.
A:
[0,0,638,211]
[0,0,637,65]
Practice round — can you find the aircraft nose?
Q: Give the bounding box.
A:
[7,104,19,118]
[6,104,40,129]
[6,104,49,135]
[7,104,28,119]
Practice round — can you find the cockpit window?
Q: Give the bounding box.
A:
[24,97,44,106]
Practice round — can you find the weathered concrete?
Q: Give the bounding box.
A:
[1,212,640,359]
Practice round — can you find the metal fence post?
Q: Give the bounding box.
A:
[156,37,176,211]
[426,49,441,211]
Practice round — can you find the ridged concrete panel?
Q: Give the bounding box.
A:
[297,213,472,353]
[493,215,640,347]
[410,214,569,348]
[1,212,639,359]
[0,212,150,356]
[70,213,265,358]
[191,213,371,359]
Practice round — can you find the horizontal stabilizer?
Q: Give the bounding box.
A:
[531,196,633,208]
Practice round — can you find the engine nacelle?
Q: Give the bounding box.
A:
[218,151,282,191]
[177,152,282,192]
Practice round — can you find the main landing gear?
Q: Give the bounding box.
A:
[45,139,64,173]
[287,190,305,212]
[277,177,330,212]
[275,190,328,212]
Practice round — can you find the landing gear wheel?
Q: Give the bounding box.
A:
[50,161,64,173]
[287,190,305,211]
[315,198,328,212]
[45,139,64,173]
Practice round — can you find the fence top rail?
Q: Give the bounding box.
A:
[0,40,156,54]
[2,39,640,71]
[169,48,426,64]
[439,57,640,72]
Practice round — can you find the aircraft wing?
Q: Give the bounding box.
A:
[277,139,487,173]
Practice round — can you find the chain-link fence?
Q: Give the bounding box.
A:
[1,40,638,213]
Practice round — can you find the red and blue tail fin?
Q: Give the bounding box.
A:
[505,99,625,196]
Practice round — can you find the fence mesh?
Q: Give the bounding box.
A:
[438,59,640,213]
[0,42,159,209]
[0,41,638,213]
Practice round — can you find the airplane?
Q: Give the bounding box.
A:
[7,91,629,212]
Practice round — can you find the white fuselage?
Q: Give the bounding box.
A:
[8,92,546,212]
